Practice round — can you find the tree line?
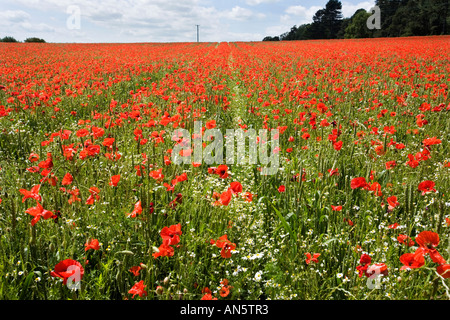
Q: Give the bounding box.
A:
[263,0,450,41]
[1,36,46,43]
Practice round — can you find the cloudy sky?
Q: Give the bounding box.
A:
[1,0,375,43]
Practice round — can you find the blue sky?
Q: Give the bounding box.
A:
[1,0,375,43]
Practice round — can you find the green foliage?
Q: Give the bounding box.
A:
[262,36,280,41]
[1,36,19,43]
[24,37,46,43]
[345,9,373,38]
[263,0,450,41]
[310,0,343,39]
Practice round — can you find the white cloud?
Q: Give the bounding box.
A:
[245,0,280,5]
[221,6,265,21]
[285,5,323,24]
[341,1,375,18]
[264,3,321,36]
[0,0,287,42]
[0,10,30,24]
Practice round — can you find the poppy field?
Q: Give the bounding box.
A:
[0,36,449,300]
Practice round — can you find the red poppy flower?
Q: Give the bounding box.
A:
[169,193,183,208]
[388,223,399,229]
[38,153,53,169]
[84,239,100,251]
[61,173,73,186]
[351,177,368,189]
[152,239,175,258]
[333,140,343,151]
[356,254,371,277]
[397,234,414,247]
[67,187,81,204]
[26,201,54,226]
[91,126,105,139]
[164,183,174,192]
[28,152,40,163]
[50,259,84,285]
[414,231,447,265]
[76,128,89,138]
[422,137,441,146]
[26,166,40,173]
[109,175,120,187]
[400,253,425,270]
[208,167,216,174]
[406,154,419,168]
[176,172,188,183]
[369,182,382,196]
[102,137,115,148]
[220,286,230,297]
[62,144,77,161]
[228,181,243,194]
[328,168,339,176]
[160,224,182,246]
[437,264,450,279]
[215,164,229,179]
[201,293,217,300]
[127,200,142,218]
[366,263,389,277]
[128,280,147,298]
[105,152,121,161]
[387,196,400,209]
[85,186,100,205]
[415,231,439,250]
[385,160,396,170]
[149,168,164,182]
[202,287,212,294]
[206,119,216,129]
[19,184,42,203]
[243,191,254,202]
[418,180,436,195]
[305,253,320,264]
[331,205,342,211]
[129,266,142,276]
[344,218,353,226]
[215,189,232,206]
[215,235,236,258]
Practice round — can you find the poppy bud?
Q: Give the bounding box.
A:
[155,286,164,295]
[164,277,170,286]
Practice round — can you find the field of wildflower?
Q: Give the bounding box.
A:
[0,36,449,301]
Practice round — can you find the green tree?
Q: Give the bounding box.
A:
[309,0,344,39]
[380,0,450,37]
[337,17,351,38]
[295,24,313,40]
[262,36,280,41]
[1,36,19,42]
[345,9,373,38]
[24,37,46,43]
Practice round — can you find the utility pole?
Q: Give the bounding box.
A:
[196,25,200,42]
